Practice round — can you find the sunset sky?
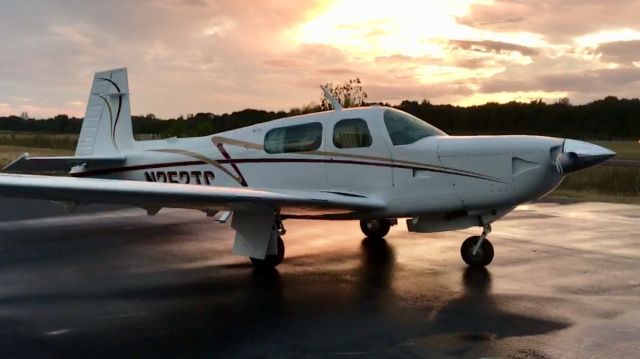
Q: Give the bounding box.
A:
[1,0,640,118]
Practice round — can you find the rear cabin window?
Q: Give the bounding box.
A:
[264,122,323,154]
[333,118,372,148]
[383,109,446,145]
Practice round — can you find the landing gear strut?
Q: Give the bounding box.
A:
[360,219,392,238]
[460,223,494,267]
[249,219,286,269]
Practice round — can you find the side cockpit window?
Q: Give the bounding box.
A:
[264,122,323,154]
[383,109,446,145]
[333,118,372,149]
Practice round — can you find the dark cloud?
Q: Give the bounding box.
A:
[453,58,491,69]
[459,0,640,41]
[480,67,640,93]
[448,40,538,57]
[367,83,474,102]
[374,53,501,71]
[317,68,355,75]
[596,40,640,64]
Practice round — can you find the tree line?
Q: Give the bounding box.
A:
[1,96,639,140]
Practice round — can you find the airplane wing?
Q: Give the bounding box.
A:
[3,153,126,173]
[0,173,385,215]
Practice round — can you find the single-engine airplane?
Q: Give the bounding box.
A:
[1,68,615,268]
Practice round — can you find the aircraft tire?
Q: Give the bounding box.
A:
[250,235,285,269]
[360,219,391,238]
[461,236,494,267]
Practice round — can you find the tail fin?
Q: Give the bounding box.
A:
[75,68,135,156]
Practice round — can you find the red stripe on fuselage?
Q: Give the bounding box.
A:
[71,157,504,183]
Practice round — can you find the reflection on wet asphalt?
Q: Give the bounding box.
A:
[0,199,638,358]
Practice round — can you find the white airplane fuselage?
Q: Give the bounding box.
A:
[71,106,578,229]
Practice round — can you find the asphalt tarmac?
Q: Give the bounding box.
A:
[0,199,638,358]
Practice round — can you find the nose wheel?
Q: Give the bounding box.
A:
[460,224,494,267]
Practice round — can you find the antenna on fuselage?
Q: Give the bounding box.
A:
[320,85,343,111]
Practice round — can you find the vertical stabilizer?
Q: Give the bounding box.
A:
[75,68,134,156]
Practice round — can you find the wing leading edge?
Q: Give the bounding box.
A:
[0,174,385,215]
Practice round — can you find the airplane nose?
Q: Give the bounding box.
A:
[555,139,616,173]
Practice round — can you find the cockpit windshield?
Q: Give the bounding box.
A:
[383,109,447,145]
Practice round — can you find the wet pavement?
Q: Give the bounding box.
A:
[0,199,638,358]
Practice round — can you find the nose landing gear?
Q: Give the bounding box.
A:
[461,224,494,267]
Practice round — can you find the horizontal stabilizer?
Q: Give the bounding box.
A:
[3,153,126,173]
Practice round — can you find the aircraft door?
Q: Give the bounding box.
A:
[325,112,393,192]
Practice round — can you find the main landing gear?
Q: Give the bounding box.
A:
[460,224,494,267]
[249,219,286,269]
[250,236,285,269]
[360,219,393,238]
